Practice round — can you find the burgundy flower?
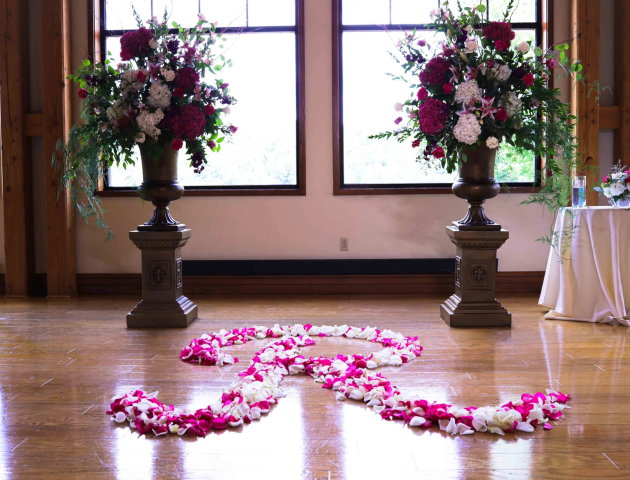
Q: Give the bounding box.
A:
[417,98,450,135]
[120,27,153,60]
[207,140,217,149]
[172,138,183,150]
[442,83,454,94]
[417,87,429,101]
[495,108,507,122]
[204,104,215,116]
[173,88,184,98]
[482,22,513,45]
[78,88,89,99]
[168,105,206,140]
[229,125,238,134]
[116,116,130,129]
[136,71,147,82]
[395,117,403,125]
[523,73,535,86]
[176,67,200,91]
[432,146,445,158]
[412,139,421,148]
[419,57,450,86]
[547,58,556,69]
[495,41,509,52]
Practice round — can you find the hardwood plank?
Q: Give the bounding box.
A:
[41,0,77,296]
[0,0,35,296]
[571,0,600,205]
[0,293,626,478]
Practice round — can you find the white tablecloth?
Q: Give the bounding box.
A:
[539,207,630,325]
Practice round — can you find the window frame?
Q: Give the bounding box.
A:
[93,0,306,197]
[332,0,545,196]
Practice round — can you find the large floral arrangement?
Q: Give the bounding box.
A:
[372,1,587,243]
[57,11,237,238]
[594,162,630,204]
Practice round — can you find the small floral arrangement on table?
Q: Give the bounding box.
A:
[371,0,585,232]
[594,162,630,206]
[57,10,237,236]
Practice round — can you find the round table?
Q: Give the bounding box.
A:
[539,206,630,326]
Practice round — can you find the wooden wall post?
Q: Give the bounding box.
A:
[614,0,630,166]
[571,0,600,206]
[0,0,35,297]
[42,0,77,296]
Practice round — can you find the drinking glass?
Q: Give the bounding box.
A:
[572,176,586,207]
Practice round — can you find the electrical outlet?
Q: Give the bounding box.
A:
[340,237,349,251]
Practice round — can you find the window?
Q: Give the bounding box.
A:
[98,0,305,196]
[332,0,544,194]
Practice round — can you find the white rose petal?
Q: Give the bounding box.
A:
[486,136,499,149]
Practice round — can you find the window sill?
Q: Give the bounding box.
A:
[97,187,306,197]
[333,186,542,195]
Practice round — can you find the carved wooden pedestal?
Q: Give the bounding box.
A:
[440,226,511,328]
[126,229,198,328]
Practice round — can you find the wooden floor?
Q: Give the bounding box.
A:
[0,294,628,479]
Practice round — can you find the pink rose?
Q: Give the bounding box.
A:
[203,104,215,116]
[432,146,445,159]
[417,87,428,101]
[495,108,507,122]
[523,73,535,86]
[394,117,403,125]
[172,139,183,150]
[442,83,453,94]
[230,125,238,133]
[547,59,556,69]
[78,88,88,99]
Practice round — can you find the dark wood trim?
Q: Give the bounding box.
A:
[25,113,44,136]
[332,0,342,195]
[0,271,544,296]
[42,0,77,296]
[0,0,36,297]
[332,0,544,196]
[571,0,600,206]
[614,0,630,164]
[97,0,305,197]
[333,186,541,196]
[600,106,621,130]
[97,187,307,198]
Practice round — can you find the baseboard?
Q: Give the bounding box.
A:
[0,271,545,296]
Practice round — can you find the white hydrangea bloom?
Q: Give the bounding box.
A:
[609,182,627,197]
[160,67,176,82]
[120,69,144,93]
[136,108,164,140]
[454,113,481,145]
[499,92,522,118]
[454,81,481,105]
[486,136,499,149]
[487,64,512,83]
[612,172,624,180]
[603,186,612,198]
[106,99,127,123]
[147,81,172,109]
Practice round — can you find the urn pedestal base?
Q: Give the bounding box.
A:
[126,229,198,328]
[440,226,511,328]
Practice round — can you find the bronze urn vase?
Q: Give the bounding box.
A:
[452,144,501,231]
[137,140,185,231]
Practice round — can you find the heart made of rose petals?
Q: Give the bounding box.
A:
[107,324,570,437]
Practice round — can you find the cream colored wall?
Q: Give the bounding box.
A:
[10,0,601,275]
